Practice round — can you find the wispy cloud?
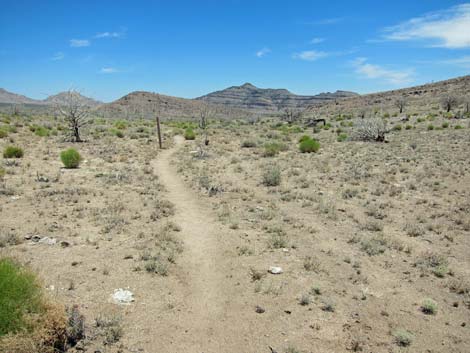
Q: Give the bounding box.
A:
[70,39,90,47]
[95,28,126,39]
[353,57,414,85]
[100,67,119,74]
[310,37,325,44]
[442,56,470,68]
[302,17,343,25]
[256,47,271,58]
[383,4,470,48]
[51,52,65,61]
[292,50,328,61]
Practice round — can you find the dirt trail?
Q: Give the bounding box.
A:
[152,136,243,352]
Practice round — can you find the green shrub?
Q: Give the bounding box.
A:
[405,124,413,130]
[393,329,414,347]
[393,124,402,131]
[60,148,82,169]
[337,133,348,142]
[427,124,434,130]
[115,130,124,138]
[442,122,449,128]
[262,164,281,186]
[299,137,320,153]
[0,129,7,138]
[184,128,196,140]
[421,298,437,315]
[455,125,463,130]
[114,120,127,130]
[0,258,44,336]
[34,126,49,137]
[263,142,284,157]
[298,135,311,143]
[3,146,23,158]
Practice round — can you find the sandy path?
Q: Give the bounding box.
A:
[152,136,241,352]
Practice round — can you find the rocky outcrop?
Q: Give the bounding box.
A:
[196,83,358,112]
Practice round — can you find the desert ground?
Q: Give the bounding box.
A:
[1,110,470,353]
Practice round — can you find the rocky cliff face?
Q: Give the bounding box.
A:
[196,83,358,111]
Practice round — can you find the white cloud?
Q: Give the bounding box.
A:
[256,47,271,58]
[100,67,118,74]
[70,39,90,47]
[383,4,470,48]
[51,52,65,61]
[95,29,126,39]
[353,57,414,85]
[443,56,470,68]
[310,37,325,44]
[292,50,328,61]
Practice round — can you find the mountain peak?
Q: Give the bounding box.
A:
[241,82,256,89]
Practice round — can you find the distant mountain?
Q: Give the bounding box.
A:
[0,88,43,105]
[44,92,102,107]
[96,91,248,120]
[196,83,358,112]
[0,88,102,107]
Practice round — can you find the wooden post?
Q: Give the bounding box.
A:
[156,115,162,149]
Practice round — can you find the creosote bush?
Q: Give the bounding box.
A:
[60,148,82,169]
[299,137,320,153]
[184,128,196,140]
[3,146,24,159]
[262,164,281,186]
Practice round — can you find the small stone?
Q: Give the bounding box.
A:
[255,305,265,314]
[268,266,283,274]
[60,241,70,248]
[112,288,134,305]
[32,235,41,242]
[38,237,57,245]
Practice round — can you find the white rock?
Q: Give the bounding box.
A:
[268,266,283,274]
[38,237,57,245]
[112,289,134,304]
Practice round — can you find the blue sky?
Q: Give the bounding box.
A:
[1,0,469,102]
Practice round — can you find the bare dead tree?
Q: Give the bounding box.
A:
[353,118,389,142]
[441,94,459,113]
[394,97,407,114]
[56,90,89,142]
[281,108,302,124]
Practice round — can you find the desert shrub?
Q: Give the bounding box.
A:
[0,129,7,138]
[241,140,257,148]
[455,125,463,130]
[337,133,348,142]
[421,298,437,314]
[0,167,5,180]
[34,126,49,137]
[405,124,413,130]
[361,235,388,255]
[427,124,434,130]
[442,122,449,128]
[298,135,311,143]
[184,128,196,140]
[262,164,281,186]
[393,329,413,346]
[3,146,23,159]
[353,118,388,142]
[0,259,61,341]
[114,129,124,138]
[299,294,311,306]
[299,137,320,153]
[263,142,286,157]
[393,124,402,131]
[114,120,127,130]
[60,148,82,169]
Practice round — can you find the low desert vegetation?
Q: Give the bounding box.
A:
[3,146,23,158]
[60,148,82,169]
